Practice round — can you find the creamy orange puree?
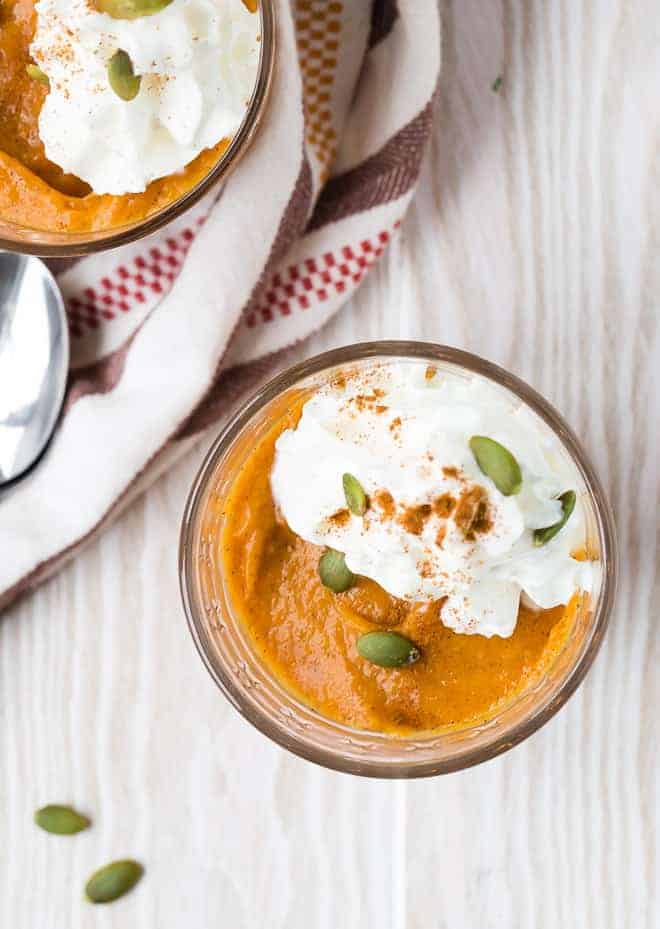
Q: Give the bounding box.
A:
[215,397,579,737]
[0,0,242,233]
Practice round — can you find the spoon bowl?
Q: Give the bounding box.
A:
[0,252,69,485]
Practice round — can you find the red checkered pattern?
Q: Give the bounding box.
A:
[66,225,200,338]
[245,222,400,327]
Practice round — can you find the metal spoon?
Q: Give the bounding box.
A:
[0,252,69,486]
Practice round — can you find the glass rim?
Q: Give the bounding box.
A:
[0,0,276,259]
[179,341,618,777]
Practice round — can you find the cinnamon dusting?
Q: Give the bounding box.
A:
[433,493,456,518]
[398,504,432,536]
[373,490,395,518]
[454,485,492,540]
[348,385,388,414]
[435,524,447,547]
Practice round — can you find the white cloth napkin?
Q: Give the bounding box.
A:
[0,0,440,610]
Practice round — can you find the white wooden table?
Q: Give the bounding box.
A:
[2,2,658,926]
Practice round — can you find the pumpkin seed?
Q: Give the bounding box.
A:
[318,549,354,593]
[343,473,368,516]
[85,860,144,904]
[93,0,174,19]
[357,631,421,668]
[107,50,141,101]
[533,490,576,546]
[34,805,90,835]
[469,435,522,496]
[26,64,49,86]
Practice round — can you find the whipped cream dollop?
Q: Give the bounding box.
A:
[30,0,260,195]
[271,361,596,638]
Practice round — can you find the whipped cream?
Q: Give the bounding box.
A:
[30,0,260,195]
[271,361,596,638]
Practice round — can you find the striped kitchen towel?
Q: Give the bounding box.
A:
[0,0,440,610]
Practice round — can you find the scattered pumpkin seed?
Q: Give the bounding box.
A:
[533,490,576,546]
[85,860,144,904]
[469,435,522,496]
[357,631,421,668]
[93,0,174,19]
[318,549,354,593]
[34,805,90,835]
[343,473,368,516]
[26,64,49,86]
[107,50,141,101]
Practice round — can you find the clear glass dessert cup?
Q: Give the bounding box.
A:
[0,1,275,259]
[179,342,618,778]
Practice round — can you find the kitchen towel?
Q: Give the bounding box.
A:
[0,0,441,610]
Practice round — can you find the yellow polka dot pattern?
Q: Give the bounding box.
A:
[294,0,343,182]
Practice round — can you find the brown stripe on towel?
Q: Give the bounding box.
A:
[64,337,135,411]
[308,100,435,231]
[176,343,300,439]
[369,0,399,49]
[47,256,85,276]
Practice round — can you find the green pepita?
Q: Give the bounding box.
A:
[85,860,144,904]
[34,805,90,835]
[26,64,49,87]
[93,0,175,19]
[533,490,576,546]
[343,473,368,516]
[107,50,141,102]
[469,435,522,496]
[318,549,355,593]
[357,631,421,668]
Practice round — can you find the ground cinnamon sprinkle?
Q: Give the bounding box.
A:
[435,524,447,547]
[433,493,456,518]
[327,508,350,527]
[351,393,383,412]
[454,485,492,540]
[425,365,437,380]
[375,404,388,414]
[398,503,432,536]
[373,490,395,518]
[442,466,460,479]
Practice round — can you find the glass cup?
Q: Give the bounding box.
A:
[179,342,618,777]
[0,1,275,259]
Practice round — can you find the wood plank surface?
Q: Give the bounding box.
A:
[1,1,658,926]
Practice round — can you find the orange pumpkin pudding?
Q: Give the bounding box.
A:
[206,360,597,736]
[0,0,260,234]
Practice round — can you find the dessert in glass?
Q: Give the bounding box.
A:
[0,0,274,256]
[180,343,617,776]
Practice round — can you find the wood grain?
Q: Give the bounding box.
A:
[1,1,658,926]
